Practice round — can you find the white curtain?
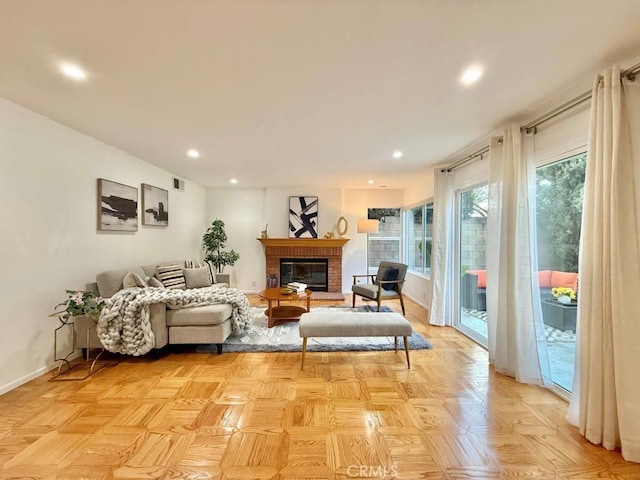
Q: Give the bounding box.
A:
[567,66,640,462]
[486,125,551,385]
[430,169,455,326]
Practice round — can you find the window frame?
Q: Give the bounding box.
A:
[403,200,434,278]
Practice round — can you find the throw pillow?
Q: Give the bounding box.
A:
[147,276,165,288]
[381,267,399,291]
[204,260,218,284]
[183,266,213,289]
[184,259,217,284]
[123,271,148,289]
[155,264,186,290]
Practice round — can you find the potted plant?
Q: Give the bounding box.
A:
[202,219,240,275]
[52,289,106,354]
[551,287,576,304]
[53,289,105,320]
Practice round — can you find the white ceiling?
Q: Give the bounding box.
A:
[2,1,640,189]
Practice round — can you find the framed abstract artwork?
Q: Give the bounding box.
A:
[289,196,318,238]
[141,183,169,226]
[97,178,138,231]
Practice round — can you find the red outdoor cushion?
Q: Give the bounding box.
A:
[551,271,578,291]
[465,269,577,291]
[537,270,552,288]
[466,269,487,288]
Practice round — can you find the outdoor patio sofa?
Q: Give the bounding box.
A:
[461,269,578,311]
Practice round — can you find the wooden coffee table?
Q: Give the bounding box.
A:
[258,287,312,328]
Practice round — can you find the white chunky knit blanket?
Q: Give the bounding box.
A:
[97,286,251,356]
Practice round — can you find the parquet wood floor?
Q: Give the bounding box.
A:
[1,296,638,479]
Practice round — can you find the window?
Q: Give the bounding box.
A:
[405,202,433,275]
[367,208,401,271]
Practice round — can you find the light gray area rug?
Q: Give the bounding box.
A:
[198,305,432,353]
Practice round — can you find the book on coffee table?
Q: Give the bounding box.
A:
[287,282,307,292]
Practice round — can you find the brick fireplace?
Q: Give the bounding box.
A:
[258,238,349,292]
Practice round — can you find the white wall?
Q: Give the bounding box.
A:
[205,188,266,291]
[0,98,206,394]
[403,168,435,207]
[265,187,343,240]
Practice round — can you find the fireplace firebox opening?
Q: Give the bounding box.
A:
[280,258,328,292]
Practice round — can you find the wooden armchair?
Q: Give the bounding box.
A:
[351,261,408,315]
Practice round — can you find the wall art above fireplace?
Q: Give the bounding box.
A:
[289,196,318,238]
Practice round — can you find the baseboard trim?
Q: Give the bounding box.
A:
[403,293,430,312]
[0,351,82,395]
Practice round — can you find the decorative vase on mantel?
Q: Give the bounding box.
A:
[557,295,572,305]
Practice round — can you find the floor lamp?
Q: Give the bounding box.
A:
[357,219,379,273]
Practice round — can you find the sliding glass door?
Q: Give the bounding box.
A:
[535,152,586,391]
[455,184,489,344]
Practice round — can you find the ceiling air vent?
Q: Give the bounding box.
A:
[173,178,185,191]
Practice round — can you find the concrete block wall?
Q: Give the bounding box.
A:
[460,217,487,271]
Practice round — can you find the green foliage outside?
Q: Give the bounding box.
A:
[368,208,400,222]
[461,185,488,219]
[202,219,240,273]
[535,153,587,273]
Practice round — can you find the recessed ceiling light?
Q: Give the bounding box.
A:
[230,178,238,184]
[392,151,403,159]
[368,179,375,185]
[60,63,87,80]
[460,64,484,86]
[187,149,200,158]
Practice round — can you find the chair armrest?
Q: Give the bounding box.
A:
[353,274,375,285]
[375,279,405,285]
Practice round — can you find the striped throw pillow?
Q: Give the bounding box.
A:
[184,260,217,284]
[156,264,186,289]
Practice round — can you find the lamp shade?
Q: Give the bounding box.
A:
[357,219,379,234]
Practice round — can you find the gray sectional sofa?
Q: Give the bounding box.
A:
[79,261,234,355]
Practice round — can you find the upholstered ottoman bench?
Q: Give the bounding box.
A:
[298,311,413,370]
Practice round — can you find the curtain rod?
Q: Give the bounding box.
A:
[523,62,640,131]
[445,145,490,172]
[522,91,592,133]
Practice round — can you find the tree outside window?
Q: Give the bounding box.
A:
[536,152,586,273]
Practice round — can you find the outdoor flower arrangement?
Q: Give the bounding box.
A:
[551,287,576,301]
[53,290,105,320]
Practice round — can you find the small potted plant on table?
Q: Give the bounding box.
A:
[51,289,106,378]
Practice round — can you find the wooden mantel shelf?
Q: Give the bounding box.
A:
[257,238,349,248]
